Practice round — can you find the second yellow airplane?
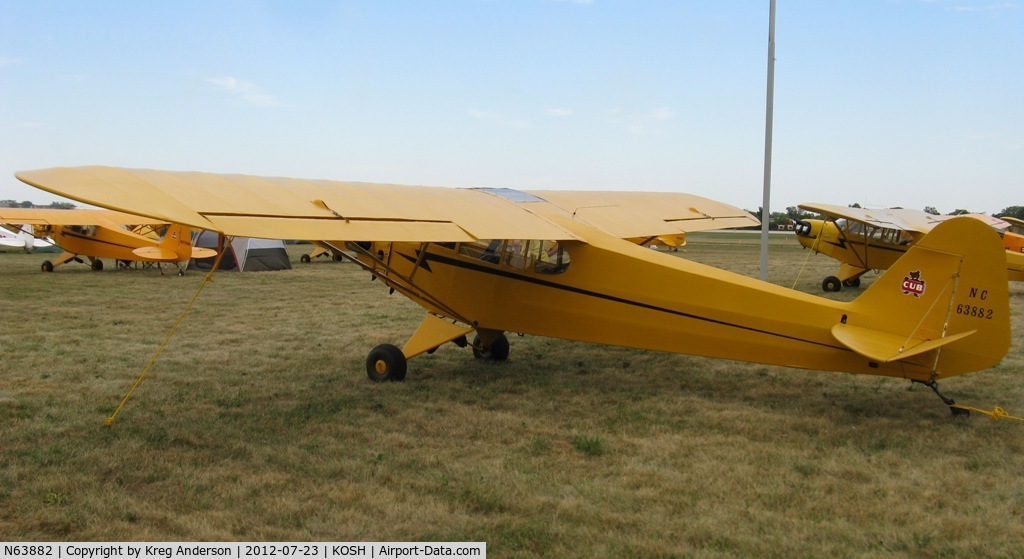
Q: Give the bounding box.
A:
[0,207,216,274]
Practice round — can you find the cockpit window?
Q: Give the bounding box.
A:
[839,221,911,245]
[506,240,570,274]
[457,239,571,274]
[458,239,503,264]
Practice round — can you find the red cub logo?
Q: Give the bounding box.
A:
[901,270,925,297]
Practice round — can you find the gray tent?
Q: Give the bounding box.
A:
[189,231,292,272]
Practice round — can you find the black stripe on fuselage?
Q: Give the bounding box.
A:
[399,248,849,353]
[58,228,142,251]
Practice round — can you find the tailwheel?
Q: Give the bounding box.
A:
[822,276,842,292]
[472,333,510,361]
[366,344,407,382]
[915,380,970,417]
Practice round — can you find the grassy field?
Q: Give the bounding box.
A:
[1,236,1023,557]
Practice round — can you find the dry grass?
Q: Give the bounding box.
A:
[1,238,1023,557]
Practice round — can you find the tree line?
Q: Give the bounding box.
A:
[749,204,1024,230]
[1,200,76,209]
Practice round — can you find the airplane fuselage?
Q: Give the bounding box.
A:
[47,224,159,261]
[352,212,1009,382]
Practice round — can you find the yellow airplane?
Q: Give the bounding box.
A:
[300,240,347,263]
[0,207,217,274]
[793,204,1024,291]
[1002,217,1024,252]
[16,167,1012,411]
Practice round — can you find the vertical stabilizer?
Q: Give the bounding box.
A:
[835,217,1010,379]
[159,223,194,262]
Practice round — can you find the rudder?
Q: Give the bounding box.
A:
[836,217,1010,379]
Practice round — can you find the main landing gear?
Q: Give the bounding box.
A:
[366,344,407,382]
[364,321,510,382]
[821,275,861,293]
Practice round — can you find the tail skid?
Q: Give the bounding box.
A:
[836,217,1010,380]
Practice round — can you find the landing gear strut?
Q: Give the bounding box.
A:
[364,325,510,382]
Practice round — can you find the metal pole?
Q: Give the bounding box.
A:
[760,0,776,281]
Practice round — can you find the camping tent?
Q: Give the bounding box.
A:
[189,231,292,272]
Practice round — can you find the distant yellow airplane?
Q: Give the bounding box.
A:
[793,204,1024,291]
[16,167,1012,411]
[1001,217,1024,253]
[300,240,346,263]
[0,207,217,274]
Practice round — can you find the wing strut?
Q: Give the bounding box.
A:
[321,240,471,326]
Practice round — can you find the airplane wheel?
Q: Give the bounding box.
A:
[472,333,510,361]
[843,277,861,288]
[366,344,407,382]
[333,253,344,261]
[91,259,104,271]
[300,254,311,263]
[822,276,842,293]
[41,260,54,273]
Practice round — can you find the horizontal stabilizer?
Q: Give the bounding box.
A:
[831,323,977,363]
[132,247,178,261]
[190,247,218,259]
[132,246,216,261]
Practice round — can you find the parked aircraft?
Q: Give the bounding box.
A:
[1001,217,1024,252]
[792,204,1024,291]
[16,167,1012,411]
[0,207,216,273]
[0,223,55,252]
[300,240,346,263]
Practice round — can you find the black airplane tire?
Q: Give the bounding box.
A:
[822,276,842,293]
[843,277,861,288]
[92,259,104,271]
[300,254,311,263]
[366,344,407,382]
[472,333,510,361]
[41,260,54,273]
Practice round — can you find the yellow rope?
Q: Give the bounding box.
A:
[950,405,1024,422]
[104,245,228,426]
[791,227,823,290]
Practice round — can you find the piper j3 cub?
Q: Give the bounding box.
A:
[792,203,1024,292]
[0,207,217,274]
[16,167,1012,412]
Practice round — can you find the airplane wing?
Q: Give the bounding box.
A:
[1003,216,1024,229]
[0,207,168,229]
[934,213,1010,232]
[798,203,941,233]
[802,203,1013,235]
[528,190,759,239]
[16,166,756,243]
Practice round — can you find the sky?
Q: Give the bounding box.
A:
[1,0,1021,215]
